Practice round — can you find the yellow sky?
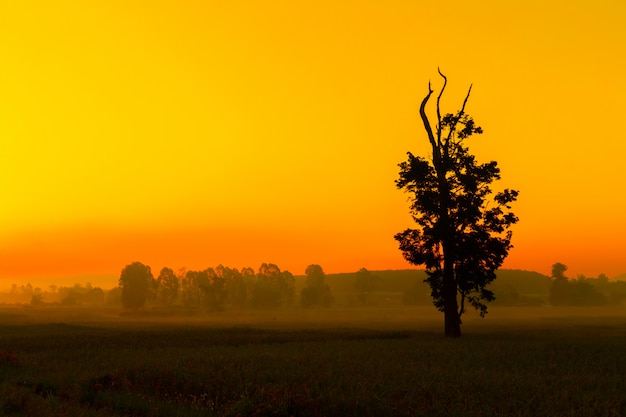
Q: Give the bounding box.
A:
[1,0,625,281]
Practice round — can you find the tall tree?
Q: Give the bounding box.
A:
[395,70,518,337]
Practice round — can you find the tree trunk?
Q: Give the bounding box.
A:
[443,270,461,337]
[443,252,461,337]
[418,73,463,338]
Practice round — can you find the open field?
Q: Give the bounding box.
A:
[1,305,626,416]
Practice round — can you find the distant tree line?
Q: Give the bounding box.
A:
[117,262,342,311]
[547,262,626,306]
[6,282,107,306]
[4,263,625,310]
[3,265,384,309]
[400,265,626,308]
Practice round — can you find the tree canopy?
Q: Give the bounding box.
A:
[119,261,155,309]
[301,264,333,308]
[395,70,518,337]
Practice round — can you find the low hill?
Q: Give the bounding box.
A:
[612,273,626,282]
[0,274,118,293]
[295,269,552,307]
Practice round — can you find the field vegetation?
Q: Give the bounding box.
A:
[1,304,625,416]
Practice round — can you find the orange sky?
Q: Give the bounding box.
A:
[1,0,625,283]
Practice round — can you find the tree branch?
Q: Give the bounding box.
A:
[459,84,473,115]
[436,68,447,146]
[444,84,473,146]
[419,81,437,151]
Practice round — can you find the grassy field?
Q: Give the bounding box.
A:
[1,305,625,416]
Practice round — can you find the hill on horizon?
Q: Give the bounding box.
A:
[3,267,622,296]
[0,274,119,292]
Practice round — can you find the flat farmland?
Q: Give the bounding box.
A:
[1,305,625,416]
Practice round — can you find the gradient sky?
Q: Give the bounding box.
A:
[1,0,625,283]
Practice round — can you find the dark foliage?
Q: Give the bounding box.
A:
[301,264,333,308]
[156,267,179,307]
[119,262,155,309]
[549,263,608,306]
[250,263,295,309]
[354,267,378,304]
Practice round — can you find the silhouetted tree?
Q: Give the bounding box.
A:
[251,263,295,308]
[106,286,122,306]
[549,264,607,306]
[179,268,199,307]
[551,262,568,280]
[572,275,607,306]
[182,270,204,308]
[30,293,45,306]
[156,267,179,306]
[354,267,377,304]
[549,262,571,306]
[301,264,333,308]
[83,286,105,305]
[119,262,154,309]
[222,266,248,308]
[395,70,518,337]
[59,284,87,305]
[201,267,227,310]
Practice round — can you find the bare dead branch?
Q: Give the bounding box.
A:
[444,84,473,146]
[419,81,437,151]
[459,84,473,116]
[436,68,447,146]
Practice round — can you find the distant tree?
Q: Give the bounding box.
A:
[180,269,199,307]
[596,273,609,285]
[251,263,295,309]
[572,275,607,306]
[201,267,227,310]
[551,263,568,280]
[106,287,122,306]
[84,287,105,305]
[240,267,257,307]
[550,265,607,306]
[607,280,626,305]
[156,267,179,306]
[181,269,205,308]
[30,293,45,306]
[223,266,248,308]
[395,70,518,337]
[119,262,154,309]
[250,264,280,309]
[354,267,377,304]
[59,284,85,305]
[279,270,296,307]
[301,264,333,308]
[549,262,571,306]
[23,283,33,296]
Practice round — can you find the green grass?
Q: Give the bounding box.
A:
[1,306,625,416]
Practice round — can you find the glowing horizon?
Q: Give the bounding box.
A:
[1,1,625,281]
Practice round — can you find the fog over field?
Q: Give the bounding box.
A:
[2,267,625,416]
[2,268,625,329]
